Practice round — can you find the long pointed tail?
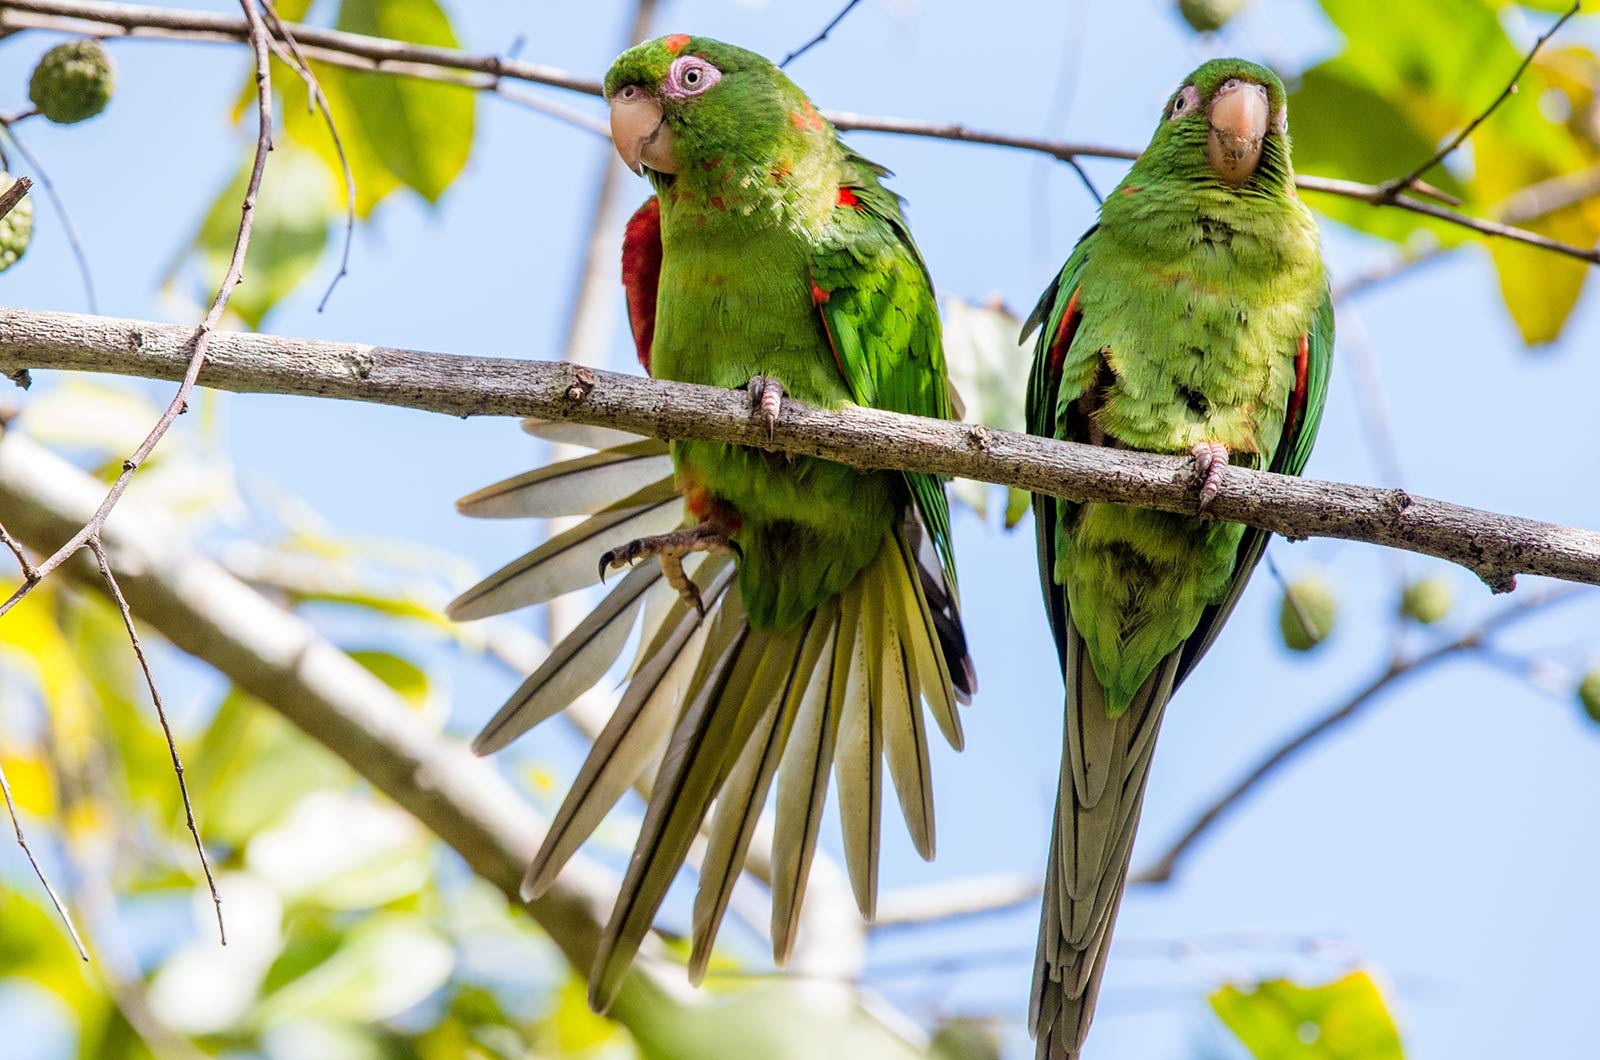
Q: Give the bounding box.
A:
[1031,629,1180,1058]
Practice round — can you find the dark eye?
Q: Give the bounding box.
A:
[1168,84,1199,120]
[683,67,702,87]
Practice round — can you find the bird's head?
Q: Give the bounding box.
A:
[604,35,805,181]
[1137,58,1293,189]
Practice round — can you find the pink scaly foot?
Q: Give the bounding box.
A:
[598,521,741,616]
[1190,440,1230,514]
[747,376,784,441]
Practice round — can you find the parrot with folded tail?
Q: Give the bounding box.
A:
[1023,59,1332,1058]
[446,35,974,1011]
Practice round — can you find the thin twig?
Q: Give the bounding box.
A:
[88,539,223,944]
[0,756,88,960]
[0,0,275,626]
[8,306,1600,590]
[0,173,31,220]
[0,517,36,580]
[0,126,97,311]
[3,0,1597,266]
[1374,1,1581,205]
[1128,586,1581,886]
[780,0,865,67]
[256,0,356,312]
[0,0,278,949]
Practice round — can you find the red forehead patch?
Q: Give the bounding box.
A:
[664,34,690,54]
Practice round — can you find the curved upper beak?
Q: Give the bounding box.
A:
[609,92,678,176]
[1205,79,1269,184]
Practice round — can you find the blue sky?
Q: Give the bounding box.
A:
[4,1,1600,1058]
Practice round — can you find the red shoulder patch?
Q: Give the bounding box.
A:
[1285,331,1310,439]
[621,197,663,373]
[1047,288,1083,378]
[663,34,690,54]
[836,187,861,209]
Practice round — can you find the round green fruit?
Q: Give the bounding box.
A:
[29,39,115,125]
[1279,576,1337,652]
[1178,0,1245,32]
[1579,671,1600,724]
[1400,577,1454,625]
[0,173,33,273]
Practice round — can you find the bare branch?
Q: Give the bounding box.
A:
[1374,1,1581,205]
[7,306,1600,591]
[88,537,223,944]
[871,873,1041,929]
[1128,586,1581,886]
[3,0,1597,266]
[0,173,31,220]
[0,755,87,960]
[781,0,865,68]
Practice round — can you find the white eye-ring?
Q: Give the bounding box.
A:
[663,55,721,99]
[1168,84,1200,120]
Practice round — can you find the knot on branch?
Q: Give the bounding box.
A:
[8,369,31,391]
[341,348,374,380]
[1384,488,1413,514]
[965,424,991,453]
[565,366,596,402]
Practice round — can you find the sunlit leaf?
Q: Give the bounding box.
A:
[250,913,453,1025]
[335,0,475,203]
[1210,970,1406,1060]
[180,140,336,329]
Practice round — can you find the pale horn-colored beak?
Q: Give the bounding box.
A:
[1205,78,1269,184]
[609,91,677,176]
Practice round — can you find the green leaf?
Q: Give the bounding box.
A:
[180,141,335,328]
[1210,970,1406,1060]
[347,648,433,709]
[334,0,475,203]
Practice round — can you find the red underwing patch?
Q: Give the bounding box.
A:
[1048,287,1082,378]
[837,187,861,209]
[1285,331,1310,439]
[811,283,831,305]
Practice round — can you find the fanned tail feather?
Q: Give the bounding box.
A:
[1031,628,1180,1059]
[452,442,970,1009]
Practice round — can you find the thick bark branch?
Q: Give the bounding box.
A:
[0,429,921,1058]
[3,306,1598,591]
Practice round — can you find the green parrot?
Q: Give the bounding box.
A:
[1023,59,1332,1057]
[448,35,974,1011]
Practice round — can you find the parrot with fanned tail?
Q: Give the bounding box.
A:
[446,35,974,1011]
[1023,59,1332,1058]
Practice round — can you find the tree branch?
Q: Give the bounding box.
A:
[5,306,1600,592]
[0,173,30,220]
[2,0,1597,265]
[0,429,925,1057]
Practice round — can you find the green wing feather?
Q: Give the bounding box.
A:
[810,149,959,594]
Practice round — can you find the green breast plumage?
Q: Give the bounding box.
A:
[1057,185,1324,712]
